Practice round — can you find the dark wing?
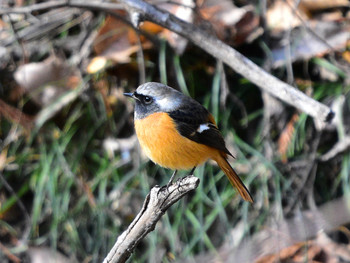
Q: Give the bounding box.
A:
[168,102,233,157]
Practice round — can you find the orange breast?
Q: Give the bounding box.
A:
[134,112,215,170]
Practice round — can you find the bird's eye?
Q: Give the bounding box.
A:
[143,96,153,104]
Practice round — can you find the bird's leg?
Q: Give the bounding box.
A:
[189,166,196,175]
[179,166,197,185]
[167,170,178,187]
[165,167,196,189]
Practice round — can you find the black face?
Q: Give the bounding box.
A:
[134,92,153,105]
[128,92,161,120]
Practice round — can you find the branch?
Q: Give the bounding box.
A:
[319,136,350,162]
[118,0,335,127]
[103,176,200,263]
[0,0,334,127]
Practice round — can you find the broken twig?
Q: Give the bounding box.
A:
[103,176,200,263]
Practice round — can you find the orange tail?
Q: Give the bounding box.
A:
[214,155,253,203]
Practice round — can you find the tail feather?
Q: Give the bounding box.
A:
[215,155,253,203]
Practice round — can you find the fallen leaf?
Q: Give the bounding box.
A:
[278,113,299,163]
[343,51,350,64]
[27,247,73,263]
[88,13,152,71]
[13,55,81,107]
[0,99,34,131]
[266,0,307,32]
[157,0,195,54]
[86,56,108,74]
[301,0,350,12]
[255,242,306,263]
[199,0,260,45]
[271,21,350,68]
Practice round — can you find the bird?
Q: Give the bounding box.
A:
[124,82,253,202]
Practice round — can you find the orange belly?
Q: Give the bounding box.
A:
[135,112,216,170]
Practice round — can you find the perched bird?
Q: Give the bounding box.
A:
[124,82,253,202]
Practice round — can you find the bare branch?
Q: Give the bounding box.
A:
[103,176,200,263]
[319,136,350,162]
[116,0,334,125]
[0,0,334,126]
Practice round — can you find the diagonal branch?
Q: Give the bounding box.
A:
[103,176,200,263]
[0,0,334,127]
[117,0,334,127]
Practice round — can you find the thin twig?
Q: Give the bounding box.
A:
[103,176,200,263]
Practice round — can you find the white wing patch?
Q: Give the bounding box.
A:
[156,97,181,112]
[197,124,210,133]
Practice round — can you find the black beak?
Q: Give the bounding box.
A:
[124,91,140,101]
[123,92,134,98]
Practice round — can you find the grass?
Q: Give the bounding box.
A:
[1,35,349,263]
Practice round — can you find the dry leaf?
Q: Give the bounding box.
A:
[266,0,307,32]
[316,232,350,262]
[139,21,164,35]
[278,113,299,163]
[301,0,350,12]
[255,242,306,263]
[88,14,152,71]
[157,0,195,54]
[271,21,350,67]
[27,247,72,263]
[14,55,81,107]
[87,56,108,74]
[93,13,134,55]
[0,99,34,130]
[199,0,260,45]
[343,51,350,64]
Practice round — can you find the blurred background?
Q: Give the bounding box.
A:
[0,0,350,262]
